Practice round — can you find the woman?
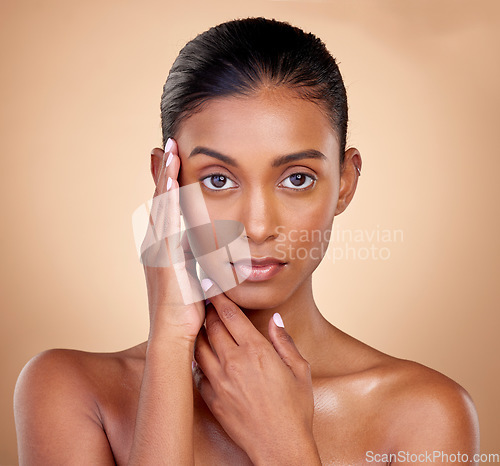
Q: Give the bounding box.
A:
[14,17,479,464]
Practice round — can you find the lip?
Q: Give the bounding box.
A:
[230,257,287,282]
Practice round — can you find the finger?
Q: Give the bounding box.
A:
[146,140,203,306]
[149,139,183,268]
[151,139,181,196]
[193,326,223,406]
[181,229,198,278]
[148,140,179,250]
[161,139,181,245]
[139,148,168,261]
[181,229,195,263]
[192,362,217,412]
[267,313,311,379]
[204,304,237,358]
[150,147,167,195]
[200,278,262,346]
[162,139,204,304]
[194,325,222,378]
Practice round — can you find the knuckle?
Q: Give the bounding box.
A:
[302,358,311,371]
[277,331,293,344]
[299,358,312,376]
[248,347,268,369]
[281,355,294,369]
[210,397,223,417]
[213,377,232,403]
[218,303,238,321]
[223,345,239,362]
[205,315,224,334]
[248,346,266,359]
[222,358,241,376]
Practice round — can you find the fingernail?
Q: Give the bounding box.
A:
[192,360,198,370]
[166,177,172,191]
[205,298,211,305]
[164,138,173,153]
[273,312,284,328]
[165,151,174,168]
[201,278,213,293]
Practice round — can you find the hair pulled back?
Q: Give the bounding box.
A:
[161,17,348,165]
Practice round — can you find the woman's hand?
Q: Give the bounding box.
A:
[143,138,205,343]
[193,280,321,465]
[129,139,205,464]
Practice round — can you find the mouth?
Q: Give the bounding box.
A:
[230,257,287,282]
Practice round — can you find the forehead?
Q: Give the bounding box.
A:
[176,88,339,162]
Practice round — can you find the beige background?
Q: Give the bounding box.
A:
[1,0,499,463]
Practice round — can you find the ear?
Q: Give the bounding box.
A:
[150,147,165,187]
[334,147,362,216]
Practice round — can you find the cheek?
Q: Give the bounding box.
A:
[279,192,336,263]
[295,225,332,257]
[277,213,334,265]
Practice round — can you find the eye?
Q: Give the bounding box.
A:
[200,173,238,191]
[280,173,317,190]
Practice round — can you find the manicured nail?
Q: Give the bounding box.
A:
[165,151,174,168]
[164,138,173,153]
[201,278,213,293]
[166,177,172,191]
[273,312,284,328]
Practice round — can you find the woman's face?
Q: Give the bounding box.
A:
[175,87,357,309]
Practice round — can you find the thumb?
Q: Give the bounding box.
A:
[268,313,310,379]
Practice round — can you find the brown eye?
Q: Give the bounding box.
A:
[200,173,237,191]
[280,173,316,190]
[290,174,305,186]
[211,175,226,188]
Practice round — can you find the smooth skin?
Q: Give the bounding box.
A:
[14,87,479,465]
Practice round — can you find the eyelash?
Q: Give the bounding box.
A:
[199,172,318,192]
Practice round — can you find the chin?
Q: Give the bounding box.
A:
[223,283,288,311]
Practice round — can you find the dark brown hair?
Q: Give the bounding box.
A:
[161,17,348,165]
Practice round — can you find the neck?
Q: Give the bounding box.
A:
[239,275,333,369]
[140,276,335,375]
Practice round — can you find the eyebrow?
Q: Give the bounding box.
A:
[189,146,327,167]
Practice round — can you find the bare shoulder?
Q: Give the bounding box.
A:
[340,337,480,455]
[377,356,480,452]
[14,344,146,464]
[15,343,146,403]
[317,328,480,457]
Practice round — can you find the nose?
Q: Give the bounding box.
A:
[239,186,279,245]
